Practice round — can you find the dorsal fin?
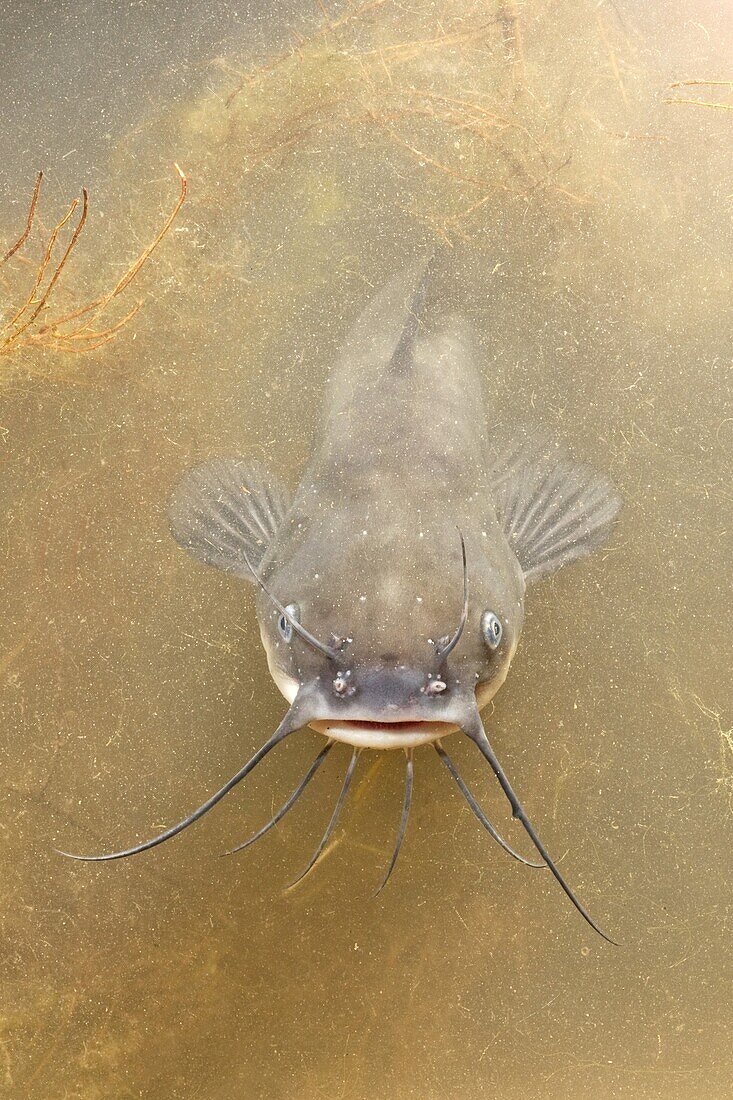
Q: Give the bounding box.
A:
[387,254,434,375]
[336,255,435,381]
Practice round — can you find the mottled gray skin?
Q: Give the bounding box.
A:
[258,265,523,740]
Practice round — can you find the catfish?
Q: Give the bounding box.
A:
[61,260,621,941]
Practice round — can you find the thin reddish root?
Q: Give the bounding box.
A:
[1,165,186,364]
[40,300,143,345]
[3,196,80,337]
[1,170,43,265]
[669,79,733,89]
[13,189,90,341]
[65,164,187,334]
[664,98,733,112]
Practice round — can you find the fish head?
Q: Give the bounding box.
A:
[256,515,524,748]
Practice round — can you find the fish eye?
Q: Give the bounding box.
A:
[277,602,300,643]
[481,610,503,650]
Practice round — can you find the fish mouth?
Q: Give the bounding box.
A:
[264,656,460,748]
[266,659,502,749]
[308,717,458,749]
[306,678,504,748]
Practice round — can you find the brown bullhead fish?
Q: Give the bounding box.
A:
[61,261,621,941]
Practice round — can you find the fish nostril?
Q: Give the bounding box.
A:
[333,671,355,697]
[423,678,447,696]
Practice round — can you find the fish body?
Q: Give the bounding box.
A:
[170,260,618,751]
[62,261,622,940]
[258,265,524,746]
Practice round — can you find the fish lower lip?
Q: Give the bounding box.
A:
[308,718,458,750]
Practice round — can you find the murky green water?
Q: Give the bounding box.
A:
[1,2,731,1097]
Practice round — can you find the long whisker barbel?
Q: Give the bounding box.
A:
[286,746,360,889]
[223,740,334,856]
[433,741,545,869]
[461,708,619,945]
[56,704,614,939]
[55,702,305,862]
[374,749,414,896]
[241,549,341,661]
[435,530,468,661]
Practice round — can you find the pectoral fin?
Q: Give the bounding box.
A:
[490,441,621,581]
[168,456,290,579]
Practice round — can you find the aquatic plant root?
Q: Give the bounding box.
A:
[0,165,186,367]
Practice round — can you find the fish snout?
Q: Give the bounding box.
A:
[336,663,453,710]
[357,665,427,708]
[308,664,462,749]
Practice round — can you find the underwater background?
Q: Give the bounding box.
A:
[0,1,731,1096]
